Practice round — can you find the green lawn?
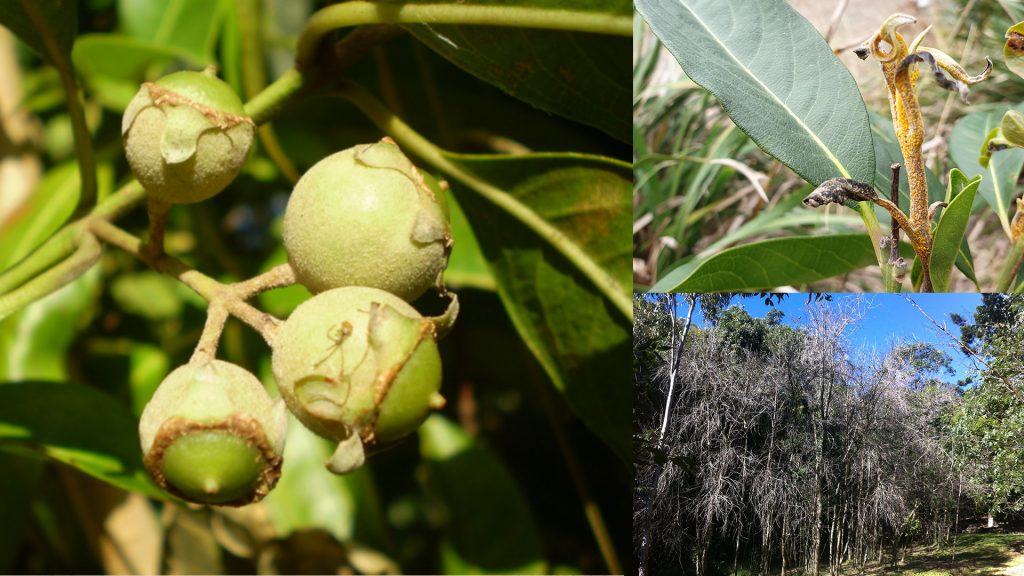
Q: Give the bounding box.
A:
[853,533,1024,575]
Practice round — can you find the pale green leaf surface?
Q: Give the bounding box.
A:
[262,415,382,545]
[930,170,980,292]
[0,161,79,271]
[420,415,546,575]
[950,105,1024,237]
[635,0,874,186]
[0,267,100,382]
[650,234,879,292]
[445,152,630,462]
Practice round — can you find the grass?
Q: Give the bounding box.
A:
[851,533,1024,575]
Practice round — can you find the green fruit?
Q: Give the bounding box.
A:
[122,68,255,204]
[283,138,451,301]
[139,359,287,506]
[271,286,445,474]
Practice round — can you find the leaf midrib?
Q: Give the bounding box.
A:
[679,0,850,178]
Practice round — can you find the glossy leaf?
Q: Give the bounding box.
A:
[0,0,77,66]
[446,151,630,462]
[930,170,981,292]
[402,0,629,143]
[257,246,312,318]
[635,0,874,186]
[1005,21,1024,80]
[950,105,1024,238]
[445,192,495,291]
[117,0,222,60]
[0,161,79,271]
[0,267,100,382]
[262,415,387,547]
[0,381,163,498]
[72,34,210,111]
[419,415,546,574]
[650,234,879,292]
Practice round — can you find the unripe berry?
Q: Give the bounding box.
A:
[122,68,255,204]
[271,286,445,474]
[139,360,287,506]
[282,138,451,301]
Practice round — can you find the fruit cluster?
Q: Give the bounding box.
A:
[127,70,454,506]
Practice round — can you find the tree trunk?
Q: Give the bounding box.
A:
[638,295,696,576]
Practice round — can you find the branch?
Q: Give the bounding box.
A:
[296,2,631,69]
[902,295,1024,403]
[89,220,282,345]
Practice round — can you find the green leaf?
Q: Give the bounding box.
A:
[258,246,312,318]
[635,0,874,186]
[0,0,77,66]
[1001,109,1024,148]
[0,381,163,498]
[117,0,222,60]
[930,169,981,292]
[955,234,980,290]
[0,161,79,271]
[109,271,184,321]
[1005,20,1024,80]
[0,267,100,382]
[446,151,630,462]
[950,105,1024,238]
[403,0,629,143]
[262,415,388,548]
[650,234,879,292]
[71,34,210,111]
[419,415,546,574]
[445,193,495,291]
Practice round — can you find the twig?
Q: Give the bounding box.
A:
[89,220,282,345]
[902,295,1024,403]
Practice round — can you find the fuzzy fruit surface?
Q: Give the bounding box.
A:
[283,138,451,301]
[122,69,254,204]
[272,286,443,472]
[139,360,287,506]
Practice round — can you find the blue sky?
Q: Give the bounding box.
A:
[672,294,985,384]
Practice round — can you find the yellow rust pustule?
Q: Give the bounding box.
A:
[830,14,991,291]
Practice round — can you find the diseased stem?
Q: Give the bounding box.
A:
[296,2,631,69]
[337,81,632,321]
[89,220,282,345]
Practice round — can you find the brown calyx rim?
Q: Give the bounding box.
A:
[143,83,256,130]
[144,414,282,507]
